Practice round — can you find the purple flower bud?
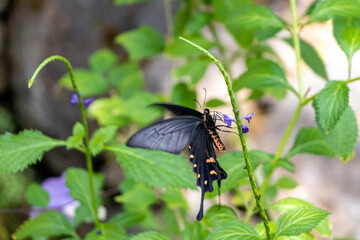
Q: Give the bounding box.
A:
[241,125,249,133]
[241,112,254,124]
[71,92,94,108]
[223,114,236,127]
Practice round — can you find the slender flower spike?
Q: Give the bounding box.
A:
[71,92,95,108]
[241,112,254,124]
[223,114,236,127]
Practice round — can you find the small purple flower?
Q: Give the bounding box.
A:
[241,125,249,134]
[71,92,95,108]
[223,114,236,127]
[241,112,254,124]
[30,173,80,221]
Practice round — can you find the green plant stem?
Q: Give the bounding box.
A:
[347,76,360,84]
[28,55,100,228]
[245,101,303,222]
[163,0,174,39]
[179,36,271,240]
[289,0,304,100]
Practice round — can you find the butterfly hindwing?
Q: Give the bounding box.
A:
[188,125,227,220]
[126,116,201,154]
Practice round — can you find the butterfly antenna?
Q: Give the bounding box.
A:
[202,88,207,108]
[194,99,203,111]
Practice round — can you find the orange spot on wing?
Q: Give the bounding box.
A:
[204,180,208,185]
[190,154,194,159]
[193,163,197,168]
[197,174,200,178]
[210,170,217,175]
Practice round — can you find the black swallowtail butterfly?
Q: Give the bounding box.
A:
[126,103,228,220]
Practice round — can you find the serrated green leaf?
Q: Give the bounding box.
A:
[130,231,171,240]
[287,127,335,158]
[174,59,210,85]
[283,38,328,80]
[161,189,189,209]
[270,197,315,213]
[203,205,238,228]
[83,223,127,240]
[60,69,108,97]
[321,106,358,161]
[275,176,298,189]
[315,217,332,238]
[0,130,65,173]
[89,48,118,73]
[25,183,49,207]
[66,122,85,150]
[108,211,147,229]
[166,35,214,57]
[217,152,246,193]
[315,81,349,132]
[115,25,164,61]
[205,99,226,108]
[88,97,130,127]
[171,82,197,109]
[275,207,330,237]
[333,17,360,67]
[65,168,104,223]
[307,0,360,24]
[226,4,286,30]
[233,58,290,92]
[89,126,118,156]
[109,63,144,99]
[276,232,316,240]
[212,0,253,22]
[114,0,148,5]
[13,210,78,239]
[206,220,261,240]
[110,145,196,189]
[72,204,92,227]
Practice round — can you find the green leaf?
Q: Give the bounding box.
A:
[171,82,197,109]
[333,17,360,66]
[321,106,358,161]
[226,4,286,30]
[255,221,276,239]
[278,157,295,173]
[130,231,171,240]
[88,97,130,127]
[275,207,330,237]
[166,35,214,57]
[124,91,163,127]
[89,126,118,156]
[174,5,191,36]
[13,210,78,239]
[0,130,65,173]
[83,223,127,240]
[212,0,253,22]
[205,99,226,108]
[60,69,108,97]
[206,220,261,240]
[109,63,144,99]
[185,11,211,34]
[66,122,85,150]
[270,197,315,213]
[114,0,148,5]
[287,127,335,158]
[65,168,104,222]
[174,59,210,85]
[108,211,147,229]
[25,183,49,207]
[233,58,290,92]
[315,81,349,132]
[110,145,196,189]
[182,221,208,240]
[115,183,157,211]
[203,205,238,228]
[307,0,360,24]
[276,232,316,240]
[315,217,332,238]
[275,176,298,189]
[161,189,189,209]
[89,48,118,73]
[283,38,328,80]
[115,25,164,61]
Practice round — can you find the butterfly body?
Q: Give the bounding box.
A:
[126,103,228,220]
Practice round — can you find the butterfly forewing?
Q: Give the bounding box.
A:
[127,116,201,154]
